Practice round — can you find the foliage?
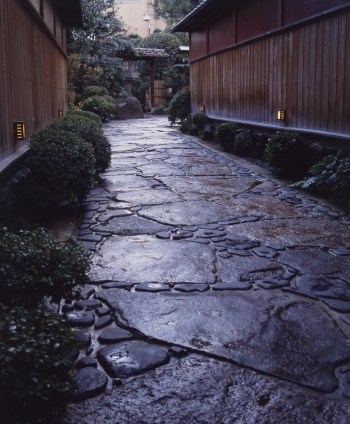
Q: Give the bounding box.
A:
[65,108,103,127]
[0,227,90,307]
[153,0,201,25]
[68,0,133,97]
[25,127,95,210]
[135,31,184,81]
[168,86,191,124]
[263,131,305,174]
[293,154,350,202]
[151,105,168,115]
[191,112,209,131]
[78,94,115,121]
[58,114,111,177]
[0,306,77,423]
[214,122,238,152]
[81,85,108,99]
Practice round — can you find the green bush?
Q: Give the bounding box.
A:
[78,95,115,122]
[81,85,108,100]
[58,115,111,177]
[214,122,238,152]
[0,306,77,423]
[151,104,167,115]
[0,227,90,307]
[263,131,305,173]
[26,127,95,210]
[65,109,102,127]
[293,154,350,202]
[191,112,209,132]
[168,86,191,125]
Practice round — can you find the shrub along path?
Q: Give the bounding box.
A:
[62,116,350,423]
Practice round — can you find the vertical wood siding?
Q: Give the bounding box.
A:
[0,0,68,161]
[190,9,350,137]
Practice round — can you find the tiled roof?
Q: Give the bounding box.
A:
[134,48,169,58]
[172,0,216,33]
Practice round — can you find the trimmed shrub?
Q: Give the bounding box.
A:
[214,122,238,152]
[81,85,108,100]
[151,104,167,115]
[293,154,350,202]
[263,131,305,174]
[191,112,209,132]
[0,306,77,423]
[78,95,115,122]
[0,227,90,307]
[57,115,111,177]
[65,109,102,127]
[25,127,95,210]
[168,86,191,125]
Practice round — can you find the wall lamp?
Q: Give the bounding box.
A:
[200,105,206,113]
[277,109,286,120]
[58,109,64,118]
[13,122,26,140]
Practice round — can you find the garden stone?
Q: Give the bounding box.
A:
[97,341,169,378]
[97,210,133,223]
[113,96,143,120]
[76,357,98,369]
[189,124,200,136]
[75,299,102,311]
[71,285,95,300]
[182,225,198,231]
[73,368,108,401]
[156,231,171,239]
[84,203,100,211]
[212,282,252,291]
[329,248,350,256]
[79,234,103,243]
[96,307,111,316]
[65,347,79,362]
[66,312,95,327]
[61,304,74,313]
[98,327,133,344]
[252,247,279,259]
[195,229,226,238]
[188,238,211,245]
[135,283,170,292]
[180,119,192,133]
[257,280,290,289]
[227,249,252,257]
[173,231,193,240]
[101,281,134,289]
[174,284,209,292]
[295,274,350,300]
[281,287,318,299]
[201,124,216,141]
[265,242,285,251]
[321,298,350,313]
[95,315,114,329]
[239,216,259,223]
[232,130,255,155]
[72,330,92,347]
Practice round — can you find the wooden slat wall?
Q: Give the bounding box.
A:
[0,0,68,161]
[191,8,350,137]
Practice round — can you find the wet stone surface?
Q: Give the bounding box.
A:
[60,117,350,421]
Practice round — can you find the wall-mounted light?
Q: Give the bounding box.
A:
[13,122,26,140]
[58,110,64,118]
[200,105,206,113]
[277,109,286,120]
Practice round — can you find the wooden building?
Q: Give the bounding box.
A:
[173,0,350,141]
[0,0,82,170]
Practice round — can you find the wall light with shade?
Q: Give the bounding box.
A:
[200,105,205,113]
[58,110,64,118]
[13,122,26,140]
[277,109,286,120]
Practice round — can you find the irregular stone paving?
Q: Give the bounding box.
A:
[61,117,350,422]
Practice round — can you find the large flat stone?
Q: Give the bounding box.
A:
[115,189,183,205]
[137,163,185,176]
[227,218,350,248]
[92,236,216,283]
[278,250,350,280]
[139,200,235,226]
[158,176,258,200]
[97,341,169,378]
[104,175,154,191]
[62,354,350,424]
[97,289,350,392]
[93,215,171,236]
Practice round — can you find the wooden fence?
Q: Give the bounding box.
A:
[190,7,350,137]
[154,80,167,106]
[0,0,68,161]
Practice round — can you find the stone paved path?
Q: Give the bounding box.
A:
[62,117,350,423]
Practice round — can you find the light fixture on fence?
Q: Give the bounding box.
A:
[200,105,206,113]
[277,109,286,120]
[13,122,26,140]
[58,109,64,118]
